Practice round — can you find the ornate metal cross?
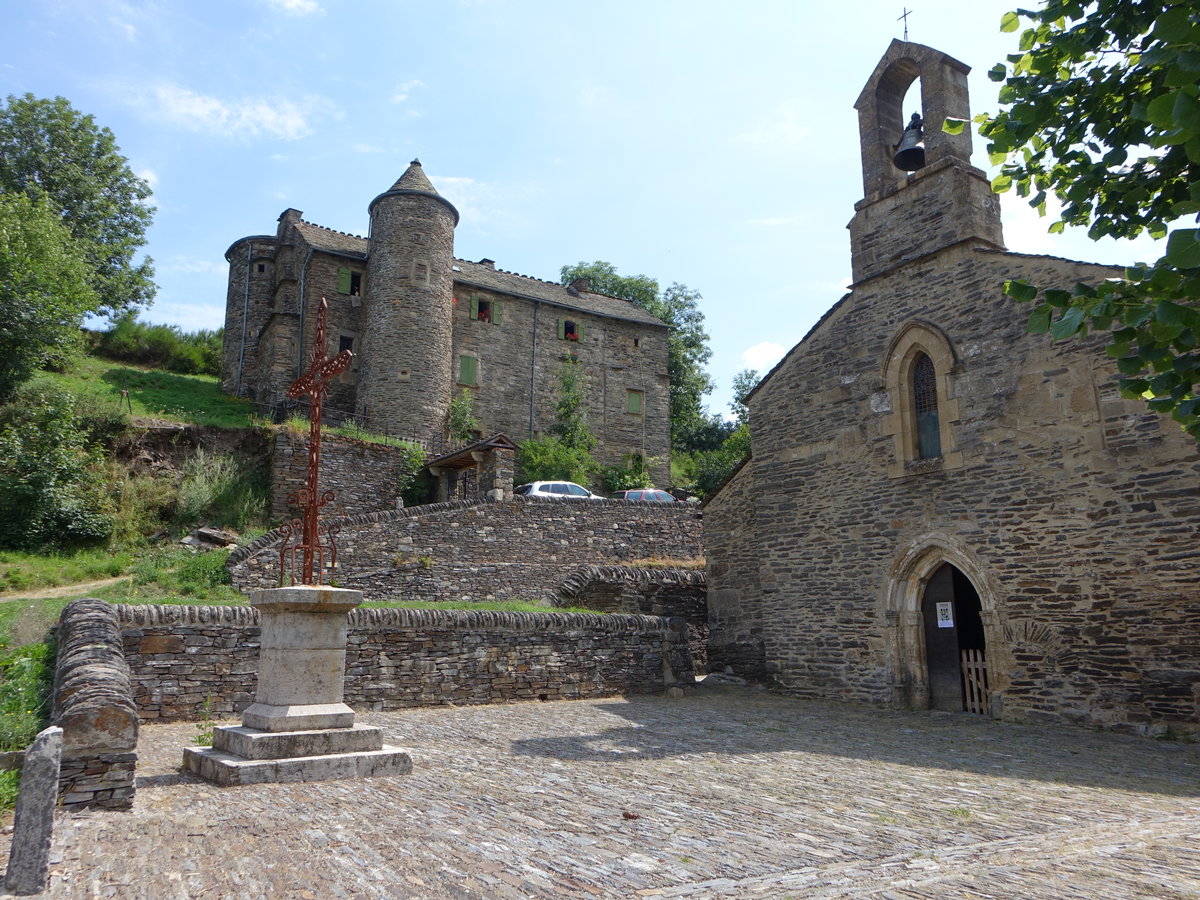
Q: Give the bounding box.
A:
[279,297,353,586]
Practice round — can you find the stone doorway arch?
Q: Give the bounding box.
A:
[882,538,1004,714]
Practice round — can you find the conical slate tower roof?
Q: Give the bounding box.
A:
[388,158,439,194]
[369,158,459,224]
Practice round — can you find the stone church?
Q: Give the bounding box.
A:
[220,161,670,482]
[706,41,1200,735]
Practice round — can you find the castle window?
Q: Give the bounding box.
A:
[470,296,502,324]
[558,319,584,342]
[338,335,353,355]
[257,263,266,273]
[633,337,640,348]
[458,354,478,387]
[337,268,363,296]
[626,389,644,415]
[414,261,429,283]
[912,353,941,459]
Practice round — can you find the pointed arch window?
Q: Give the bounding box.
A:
[912,352,941,459]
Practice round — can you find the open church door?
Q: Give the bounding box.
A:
[921,564,986,712]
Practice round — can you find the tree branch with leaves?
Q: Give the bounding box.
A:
[972,1,1200,438]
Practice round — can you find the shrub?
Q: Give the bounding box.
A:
[517,435,595,486]
[175,448,267,533]
[94,313,223,377]
[0,383,114,550]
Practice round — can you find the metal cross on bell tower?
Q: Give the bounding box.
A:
[278,297,354,586]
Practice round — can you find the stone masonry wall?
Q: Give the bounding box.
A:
[702,462,767,680]
[271,429,419,521]
[116,604,693,721]
[741,243,1200,735]
[52,599,139,811]
[229,496,704,604]
[554,565,708,673]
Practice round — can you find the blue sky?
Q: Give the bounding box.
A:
[1,0,1161,417]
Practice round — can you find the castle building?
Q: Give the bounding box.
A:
[220,161,670,483]
[705,42,1200,734]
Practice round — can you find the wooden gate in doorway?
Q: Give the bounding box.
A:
[961,648,989,715]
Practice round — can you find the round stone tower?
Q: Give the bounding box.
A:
[357,159,459,443]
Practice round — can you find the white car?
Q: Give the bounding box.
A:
[514,481,604,500]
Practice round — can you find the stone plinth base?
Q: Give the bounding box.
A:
[183,723,411,785]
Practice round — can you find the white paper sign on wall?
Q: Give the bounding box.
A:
[936,602,954,628]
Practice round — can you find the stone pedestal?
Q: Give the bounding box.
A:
[183,586,411,785]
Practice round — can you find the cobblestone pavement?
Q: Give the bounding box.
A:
[14,686,1200,899]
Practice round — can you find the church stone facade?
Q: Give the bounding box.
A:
[706,41,1200,735]
[220,161,670,483]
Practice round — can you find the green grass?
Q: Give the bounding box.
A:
[0,548,134,594]
[40,354,256,429]
[362,599,602,614]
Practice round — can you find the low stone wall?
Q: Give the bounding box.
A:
[52,599,139,811]
[554,566,709,674]
[229,496,705,604]
[117,604,694,722]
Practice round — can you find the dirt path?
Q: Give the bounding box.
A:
[0,575,131,602]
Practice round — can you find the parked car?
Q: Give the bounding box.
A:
[514,481,605,500]
[608,488,678,502]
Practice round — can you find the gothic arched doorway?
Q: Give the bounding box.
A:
[921,563,986,712]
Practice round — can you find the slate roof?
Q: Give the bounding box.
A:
[290,221,666,328]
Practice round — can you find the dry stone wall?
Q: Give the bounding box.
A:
[116,604,693,721]
[52,599,139,811]
[229,496,704,604]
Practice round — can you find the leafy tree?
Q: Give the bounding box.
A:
[973,2,1200,438]
[446,388,482,444]
[0,193,96,401]
[692,424,751,499]
[517,356,598,485]
[0,94,155,316]
[730,368,759,426]
[0,383,115,550]
[560,261,714,447]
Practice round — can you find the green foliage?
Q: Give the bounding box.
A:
[691,423,751,499]
[560,261,714,449]
[0,383,114,550]
[394,440,429,507]
[94,313,222,376]
[0,193,96,402]
[730,368,759,426]
[194,694,215,747]
[516,435,595,485]
[0,642,53,752]
[447,387,482,444]
[176,449,267,533]
[550,355,596,452]
[0,547,132,594]
[127,547,238,602]
[0,93,154,315]
[599,454,656,493]
[978,1,1200,439]
[518,356,599,485]
[40,354,256,430]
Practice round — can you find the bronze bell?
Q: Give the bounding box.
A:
[893,112,926,172]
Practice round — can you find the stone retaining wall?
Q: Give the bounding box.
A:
[52,599,139,811]
[117,604,694,722]
[554,566,709,674]
[229,496,705,604]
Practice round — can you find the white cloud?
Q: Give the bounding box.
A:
[734,100,811,147]
[147,83,329,141]
[391,80,424,104]
[136,168,159,189]
[741,341,786,372]
[353,143,386,154]
[264,0,321,14]
[113,20,137,41]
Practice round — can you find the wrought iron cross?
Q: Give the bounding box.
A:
[279,297,353,586]
[898,6,911,41]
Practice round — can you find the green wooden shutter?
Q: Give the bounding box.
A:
[492,300,502,325]
[337,268,352,294]
[627,390,643,414]
[576,323,585,343]
[470,296,479,319]
[557,318,565,340]
[460,355,478,386]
